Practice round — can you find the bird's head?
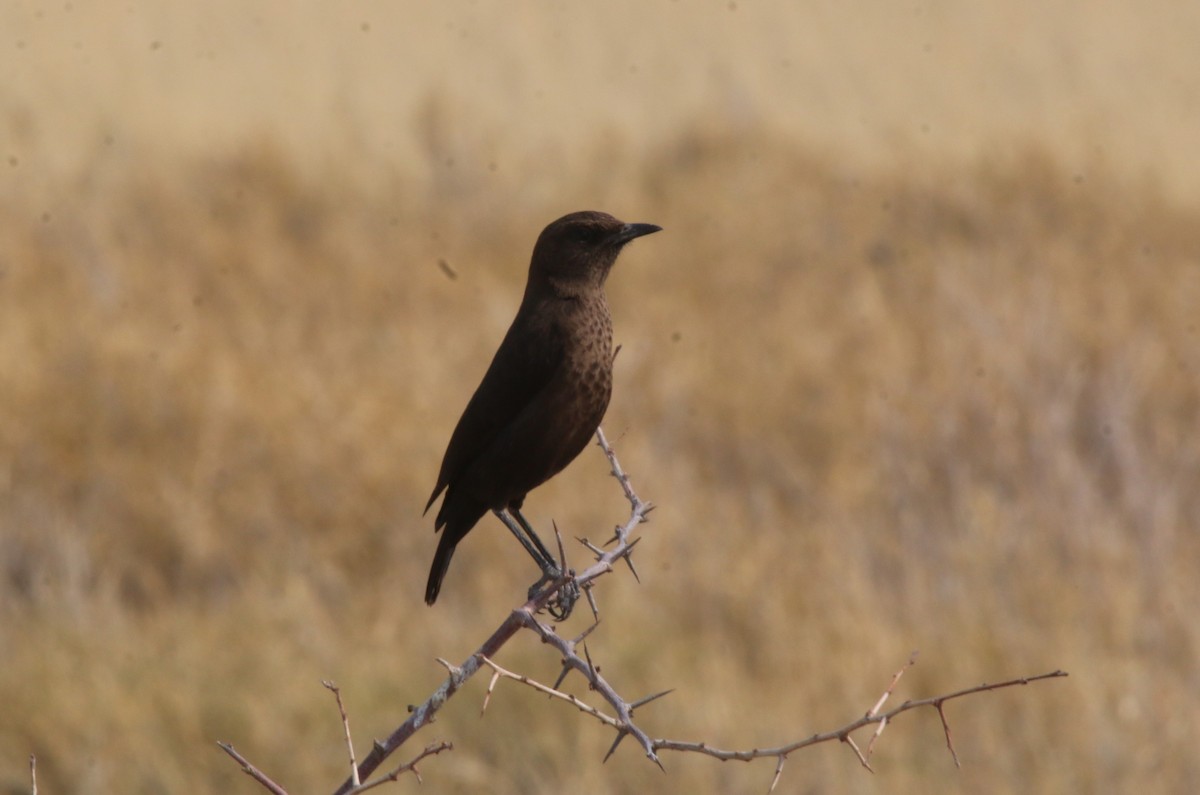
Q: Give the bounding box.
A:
[527,211,661,297]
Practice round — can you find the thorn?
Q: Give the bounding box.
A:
[603,730,629,763]
[936,701,961,768]
[623,552,642,583]
[481,670,501,715]
[768,755,786,793]
[630,689,674,710]
[552,663,572,691]
[865,716,888,758]
[584,584,600,619]
[552,520,568,569]
[577,536,605,557]
[573,619,602,646]
[583,643,597,677]
[842,734,875,773]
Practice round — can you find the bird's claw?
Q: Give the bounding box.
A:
[548,577,580,621]
[528,568,580,621]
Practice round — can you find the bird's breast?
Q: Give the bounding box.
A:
[560,297,613,422]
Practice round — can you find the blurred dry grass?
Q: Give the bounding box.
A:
[4,130,1197,794]
[3,3,1200,794]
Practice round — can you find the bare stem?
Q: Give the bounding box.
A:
[218,427,1067,795]
[218,743,290,795]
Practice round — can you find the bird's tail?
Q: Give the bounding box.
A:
[425,532,457,605]
[426,493,488,605]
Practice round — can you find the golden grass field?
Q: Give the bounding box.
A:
[3,3,1198,793]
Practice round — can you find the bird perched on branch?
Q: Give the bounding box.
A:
[424,211,661,609]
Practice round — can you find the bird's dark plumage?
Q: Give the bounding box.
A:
[424,211,661,605]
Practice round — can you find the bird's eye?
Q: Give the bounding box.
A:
[573,225,601,243]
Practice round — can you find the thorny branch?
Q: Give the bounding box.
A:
[322,427,653,794]
[219,742,289,795]
[322,680,359,788]
[651,668,1068,790]
[480,634,1065,790]
[343,742,453,794]
[219,427,1067,795]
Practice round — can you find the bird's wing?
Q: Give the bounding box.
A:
[451,367,596,508]
[425,308,564,514]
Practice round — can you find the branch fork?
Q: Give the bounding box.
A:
[219,428,1067,794]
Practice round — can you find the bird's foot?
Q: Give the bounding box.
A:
[548,577,580,621]
[527,567,580,621]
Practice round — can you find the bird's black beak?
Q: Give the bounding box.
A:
[614,222,662,245]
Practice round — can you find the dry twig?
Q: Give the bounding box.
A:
[650,669,1067,791]
[218,742,289,795]
[344,742,453,794]
[322,680,359,788]
[219,427,1067,795]
[477,642,1065,790]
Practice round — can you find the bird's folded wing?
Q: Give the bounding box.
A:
[425,309,565,512]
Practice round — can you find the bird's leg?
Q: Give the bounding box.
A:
[512,508,558,571]
[507,508,579,621]
[518,510,581,621]
[493,508,556,572]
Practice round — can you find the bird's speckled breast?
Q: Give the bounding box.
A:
[564,292,614,428]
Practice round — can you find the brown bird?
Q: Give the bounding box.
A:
[424,211,661,606]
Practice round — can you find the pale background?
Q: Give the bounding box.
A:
[2,2,1197,793]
